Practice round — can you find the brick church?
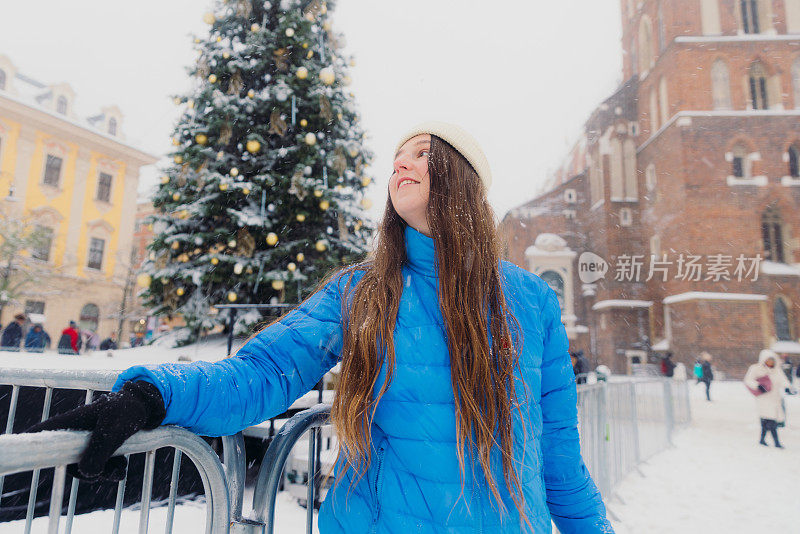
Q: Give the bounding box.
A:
[500,0,800,378]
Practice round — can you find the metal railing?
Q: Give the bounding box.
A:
[0,368,247,533]
[0,368,690,533]
[577,377,691,498]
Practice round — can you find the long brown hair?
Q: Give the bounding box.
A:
[332,135,526,518]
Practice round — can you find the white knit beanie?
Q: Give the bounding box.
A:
[395,121,492,190]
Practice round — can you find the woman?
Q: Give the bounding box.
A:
[699,351,714,401]
[28,122,612,532]
[744,349,791,448]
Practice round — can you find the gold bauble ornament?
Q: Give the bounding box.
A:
[230,167,239,177]
[337,113,343,121]
[148,224,154,231]
[223,51,230,59]
[172,192,181,201]
[355,220,363,231]
[171,136,180,145]
[216,36,222,43]
[193,248,201,255]
[177,253,189,262]
[171,241,180,250]
[161,277,168,284]
[285,28,295,37]
[208,74,218,83]
[296,213,306,222]
[306,50,314,59]
[219,183,228,191]
[304,132,317,145]
[271,280,285,290]
[302,42,309,49]
[173,97,182,106]
[313,189,323,197]
[300,118,308,127]
[319,67,335,85]
[195,133,208,145]
[315,240,327,252]
[343,75,352,86]
[296,253,305,262]
[161,175,170,184]
[246,266,253,274]
[136,273,152,287]
[176,287,185,296]
[319,200,330,211]
[266,232,278,246]
[287,262,297,272]
[149,251,156,260]
[179,209,189,219]
[251,23,260,32]
[242,187,250,195]
[323,21,331,31]
[321,3,327,14]
[233,262,244,275]
[203,12,215,24]
[247,89,255,98]
[227,291,238,302]
[211,257,219,265]
[246,140,261,153]
[360,198,373,210]
[217,150,224,160]
[349,58,356,67]
[228,239,236,248]
[296,67,308,80]
[174,155,183,164]
[187,100,195,109]
[361,176,371,187]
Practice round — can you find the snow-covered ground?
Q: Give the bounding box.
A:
[610,379,800,533]
[0,333,243,371]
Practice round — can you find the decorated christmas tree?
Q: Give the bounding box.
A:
[138,0,374,344]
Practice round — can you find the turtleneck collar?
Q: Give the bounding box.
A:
[404,225,437,277]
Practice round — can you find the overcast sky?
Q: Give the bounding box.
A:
[1,0,622,221]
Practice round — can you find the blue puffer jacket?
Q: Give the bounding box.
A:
[115,226,612,533]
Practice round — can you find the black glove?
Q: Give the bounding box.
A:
[24,381,166,482]
[757,384,768,393]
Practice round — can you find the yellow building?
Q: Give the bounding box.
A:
[0,54,157,345]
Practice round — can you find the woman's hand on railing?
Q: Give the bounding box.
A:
[23,380,166,482]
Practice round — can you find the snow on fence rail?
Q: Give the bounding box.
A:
[0,368,690,533]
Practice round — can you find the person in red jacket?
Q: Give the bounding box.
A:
[57,321,80,355]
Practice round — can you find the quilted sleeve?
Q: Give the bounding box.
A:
[538,286,614,533]
[112,272,349,436]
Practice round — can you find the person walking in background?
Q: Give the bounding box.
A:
[744,349,792,448]
[0,313,26,351]
[661,352,676,378]
[24,324,47,352]
[693,359,703,384]
[700,352,714,401]
[57,321,80,355]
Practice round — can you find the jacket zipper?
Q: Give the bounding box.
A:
[370,446,386,532]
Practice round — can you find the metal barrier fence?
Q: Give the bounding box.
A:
[0,368,247,533]
[577,378,691,498]
[0,368,690,533]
